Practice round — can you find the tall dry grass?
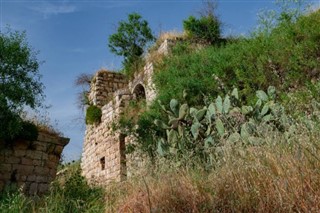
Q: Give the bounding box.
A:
[105,121,320,212]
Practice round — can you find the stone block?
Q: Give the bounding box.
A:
[26,150,42,160]
[29,182,38,195]
[34,167,49,176]
[33,159,43,166]
[21,157,33,165]
[49,169,57,177]
[14,164,34,175]
[6,156,20,164]
[33,142,47,152]
[14,150,26,157]
[0,164,12,172]
[0,173,11,180]
[42,153,49,161]
[46,161,56,169]
[3,149,13,157]
[27,175,36,182]
[48,154,59,163]
[38,183,49,194]
[13,140,30,150]
[36,176,48,183]
[19,175,27,181]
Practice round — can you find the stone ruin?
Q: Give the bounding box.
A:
[81,40,173,185]
[0,131,69,195]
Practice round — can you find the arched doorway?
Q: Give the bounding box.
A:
[132,83,146,101]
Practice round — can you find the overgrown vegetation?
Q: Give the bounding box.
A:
[5,2,320,213]
[75,73,92,110]
[104,117,320,212]
[108,12,155,77]
[86,105,102,125]
[0,28,44,141]
[154,8,320,106]
[183,1,221,44]
[0,162,105,213]
[103,5,320,211]
[119,7,320,159]
[154,87,293,168]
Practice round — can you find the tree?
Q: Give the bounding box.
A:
[183,1,221,44]
[0,29,44,140]
[108,13,155,74]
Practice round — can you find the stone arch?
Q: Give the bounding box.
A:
[132,83,146,101]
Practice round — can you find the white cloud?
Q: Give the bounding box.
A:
[30,2,77,18]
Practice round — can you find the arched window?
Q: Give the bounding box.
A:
[132,84,146,101]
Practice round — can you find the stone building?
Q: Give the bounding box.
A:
[0,131,69,195]
[81,40,173,185]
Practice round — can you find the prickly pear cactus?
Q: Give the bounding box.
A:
[154,86,291,159]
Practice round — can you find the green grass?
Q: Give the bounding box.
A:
[153,10,320,106]
[0,162,105,213]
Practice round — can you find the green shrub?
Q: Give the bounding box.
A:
[46,162,105,213]
[0,162,105,213]
[154,10,320,106]
[86,105,102,125]
[19,121,38,141]
[183,15,221,44]
[0,113,39,143]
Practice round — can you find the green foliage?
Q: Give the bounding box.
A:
[0,28,44,140]
[86,105,102,125]
[183,14,221,44]
[122,9,320,164]
[154,10,320,107]
[0,114,38,142]
[18,121,38,141]
[108,13,155,76]
[46,163,104,213]
[0,162,105,213]
[0,186,31,213]
[154,87,291,166]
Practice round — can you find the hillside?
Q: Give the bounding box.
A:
[1,8,320,213]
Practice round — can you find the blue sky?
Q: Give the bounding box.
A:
[1,0,318,161]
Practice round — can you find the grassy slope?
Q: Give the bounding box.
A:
[153,10,320,107]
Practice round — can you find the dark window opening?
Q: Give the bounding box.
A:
[119,134,127,179]
[100,157,105,170]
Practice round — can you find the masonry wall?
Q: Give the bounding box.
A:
[0,132,69,195]
[89,70,128,108]
[81,39,173,185]
[82,89,132,185]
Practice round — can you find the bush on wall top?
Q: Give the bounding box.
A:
[86,105,102,125]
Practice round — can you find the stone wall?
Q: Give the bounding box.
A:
[0,132,69,195]
[82,92,132,184]
[89,70,128,108]
[81,39,172,185]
